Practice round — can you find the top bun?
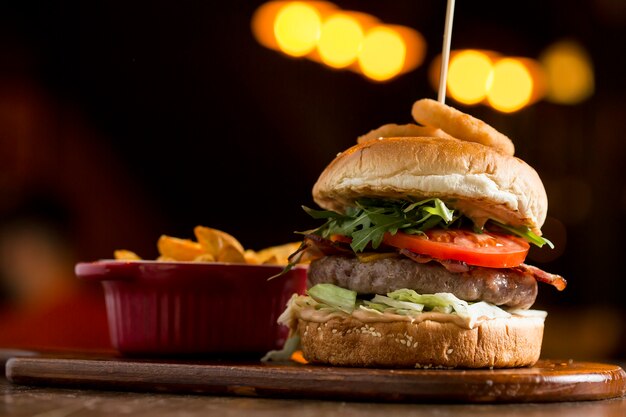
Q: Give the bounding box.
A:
[312,136,547,234]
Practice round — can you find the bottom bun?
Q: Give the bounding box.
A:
[297,316,544,368]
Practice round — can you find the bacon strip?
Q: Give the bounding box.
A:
[287,234,352,264]
[399,249,470,273]
[398,248,432,264]
[514,263,567,291]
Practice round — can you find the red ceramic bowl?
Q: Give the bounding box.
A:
[75,260,307,356]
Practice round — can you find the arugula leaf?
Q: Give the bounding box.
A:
[301,205,341,220]
[490,221,555,249]
[430,199,455,222]
[351,218,402,251]
[302,198,554,251]
[404,198,454,222]
[302,198,458,252]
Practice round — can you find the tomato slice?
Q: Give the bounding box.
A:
[382,230,529,268]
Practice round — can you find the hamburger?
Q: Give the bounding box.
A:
[267,99,566,369]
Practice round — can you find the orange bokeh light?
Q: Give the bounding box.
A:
[252,2,425,82]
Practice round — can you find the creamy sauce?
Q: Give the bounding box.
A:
[296,306,543,330]
[299,307,473,328]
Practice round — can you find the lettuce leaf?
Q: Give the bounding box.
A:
[307,283,357,314]
[303,283,515,322]
[260,335,300,362]
[371,294,425,312]
[387,289,469,315]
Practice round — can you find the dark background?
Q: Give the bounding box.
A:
[0,1,624,359]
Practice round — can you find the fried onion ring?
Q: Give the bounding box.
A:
[357,123,455,144]
[411,98,515,155]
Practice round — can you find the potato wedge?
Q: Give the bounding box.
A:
[114,249,142,260]
[217,244,246,263]
[157,235,205,261]
[254,242,301,265]
[194,226,245,256]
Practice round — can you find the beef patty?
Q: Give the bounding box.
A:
[307,255,538,309]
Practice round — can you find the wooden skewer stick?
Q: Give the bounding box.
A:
[438,0,456,104]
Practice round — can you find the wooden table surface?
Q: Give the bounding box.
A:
[2,354,626,417]
[1,375,625,417]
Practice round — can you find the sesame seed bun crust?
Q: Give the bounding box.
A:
[298,315,544,368]
[312,136,548,234]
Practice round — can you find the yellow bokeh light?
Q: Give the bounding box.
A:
[317,13,364,68]
[447,50,493,105]
[540,40,594,104]
[358,26,406,81]
[487,58,533,113]
[389,25,426,76]
[518,58,547,104]
[274,2,322,57]
[251,2,285,50]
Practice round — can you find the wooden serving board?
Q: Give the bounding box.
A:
[5,355,626,403]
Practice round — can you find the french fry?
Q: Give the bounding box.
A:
[157,235,205,261]
[114,249,142,260]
